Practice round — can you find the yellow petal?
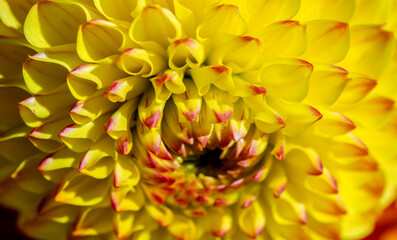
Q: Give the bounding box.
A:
[340,26,395,78]
[146,0,175,12]
[190,65,234,96]
[197,4,248,41]
[384,1,397,32]
[67,63,127,100]
[229,99,251,142]
[314,111,356,137]
[145,204,174,227]
[55,171,110,206]
[269,132,286,161]
[340,211,379,240]
[137,121,172,160]
[38,198,79,224]
[284,147,323,176]
[113,211,136,239]
[0,124,36,162]
[11,154,52,195]
[274,192,307,225]
[114,154,140,188]
[252,154,273,183]
[93,0,145,25]
[168,38,205,70]
[38,148,82,183]
[129,5,182,55]
[105,75,149,103]
[238,201,266,238]
[305,65,351,105]
[0,20,22,39]
[70,91,117,125]
[173,0,222,37]
[24,1,89,49]
[162,124,192,157]
[168,214,196,240]
[0,0,35,30]
[258,20,307,58]
[247,98,285,134]
[138,88,165,129]
[191,103,213,149]
[345,96,395,129]
[18,213,70,240]
[230,76,267,98]
[23,52,83,94]
[265,163,287,198]
[162,102,194,154]
[0,43,34,78]
[77,19,131,63]
[73,207,113,236]
[260,59,313,102]
[303,21,350,63]
[18,88,75,127]
[206,208,232,237]
[336,74,377,104]
[132,129,177,170]
[59,113,110,152]
[172,79,202,122]
[105,98,138,139]
[0,180,40,213]
[116,48,166,77]
[208,36,264,73]
[330,133,368,158]
[308,194,347,219]
[306,168,338,194]
[350,0,393,25]
[340,155,379,172]
[151,70,185,102]
[0,87,29,130]
[203,87,237,124]
[246,0,300,34]
[28,117,72,153]
[338,170,384,210]
[267,98,322,136]
[294,0,355,22]
[78,136,115,179]
[111,185,145,212]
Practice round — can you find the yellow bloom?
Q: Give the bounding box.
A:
[1,0,397,239]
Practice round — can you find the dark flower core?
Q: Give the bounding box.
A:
[183,148,224,177]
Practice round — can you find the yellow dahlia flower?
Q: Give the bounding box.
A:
[1,0,397,239]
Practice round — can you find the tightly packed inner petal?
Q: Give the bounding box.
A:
[1,1,397,240]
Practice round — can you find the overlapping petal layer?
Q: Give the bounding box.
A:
[1,1,397,240]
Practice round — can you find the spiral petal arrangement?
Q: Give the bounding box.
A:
[1,0,397,239]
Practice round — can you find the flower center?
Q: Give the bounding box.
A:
[182,148,225,177]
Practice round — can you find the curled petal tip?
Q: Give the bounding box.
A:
[182,109,200,122]
[151,192,166,205]
[211,65,230,74]
[213,110,233,124]
[309,106,323,121]
[273,183,286,198]
[250,85,267,95]
[142,110,161,129]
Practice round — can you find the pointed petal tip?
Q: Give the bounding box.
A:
[213,110,233,124]
[116,137,130,155]
[182,109,200,122]
[151,192,166,204]
[309,106,323,121]
[273,183,286,198]
[141,110,161,129]
[250,85,267,95]
[211,65,230,74]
